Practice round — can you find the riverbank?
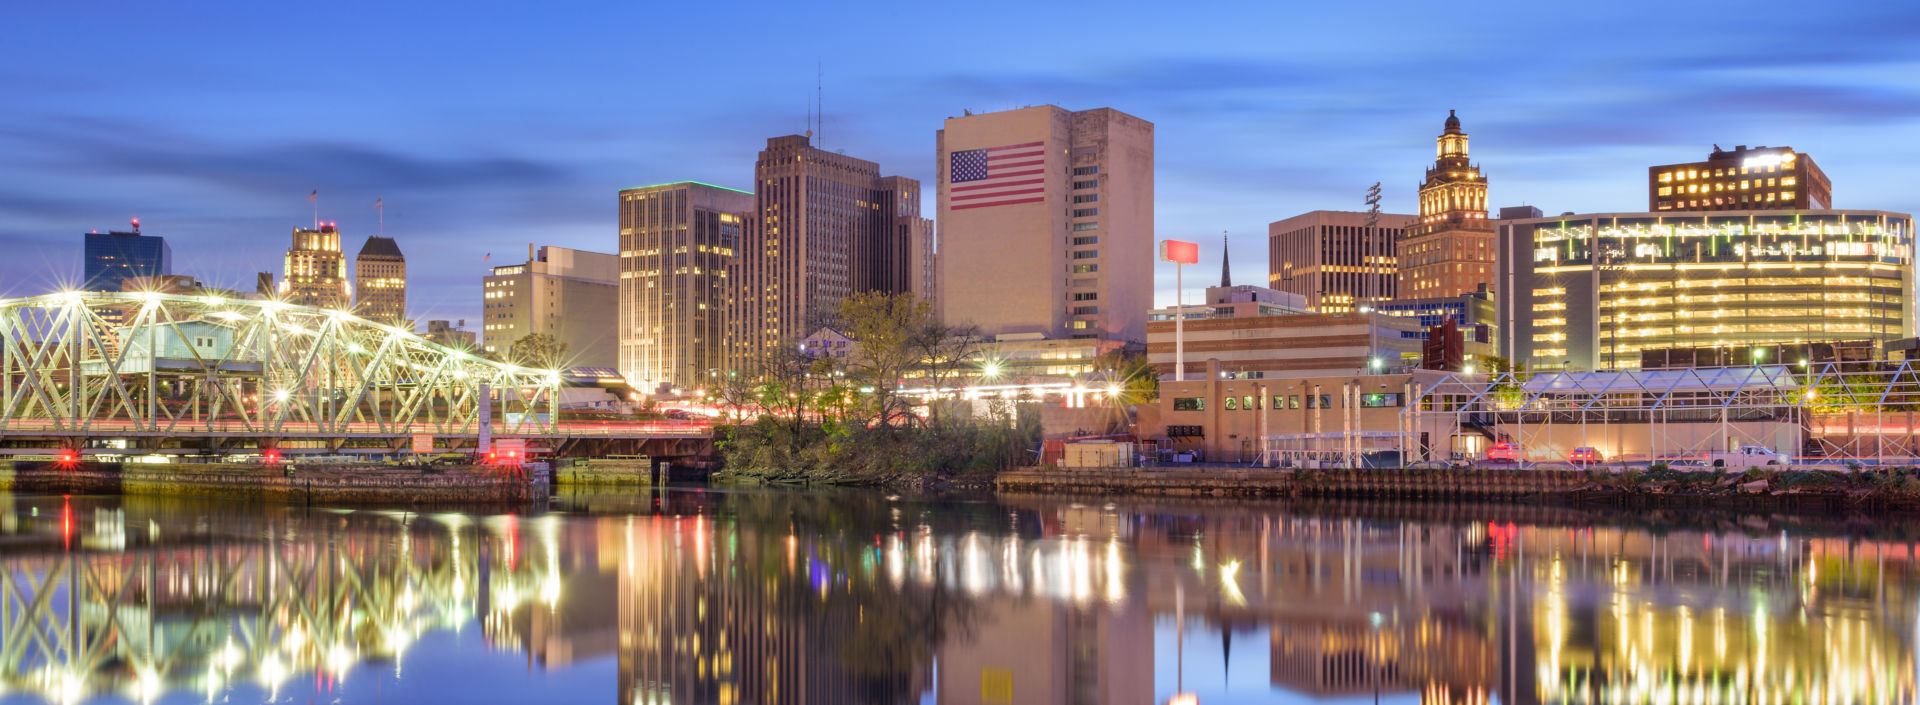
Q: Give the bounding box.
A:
[2,461,549,506]
[995,465,1920,512]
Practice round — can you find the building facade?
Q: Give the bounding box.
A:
[422,319,478,351]
[1145,311,1424,381]
[1268,210,1411,312]
[82,221,171,292]
[730,135,934,372]
[936,105,1154,342]
[353,236,407,325]
[1398,111,1494,300]
[482,245,619,370]
[1650,145,1831,213]
[278,224,350,309]
[617,182,752,391]
[1496,210,1914,369]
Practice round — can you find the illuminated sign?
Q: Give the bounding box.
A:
[1159,239,1199,264]
[1742,151,1795,170]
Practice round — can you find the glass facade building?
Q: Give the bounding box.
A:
[617,182,751,390]
[82,229,172,292]
[1499,210,1914,370]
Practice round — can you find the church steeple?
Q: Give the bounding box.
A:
[1220,232,1232,287]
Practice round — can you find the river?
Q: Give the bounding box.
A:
[0,488,1911,704]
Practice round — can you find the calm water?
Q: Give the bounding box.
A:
[0,489,1913,705]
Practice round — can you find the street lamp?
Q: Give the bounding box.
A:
[1368,357,1382,373]
[1752,348,1766,365]
[981,361,1002,380]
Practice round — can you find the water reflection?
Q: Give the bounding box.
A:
[0,491,1917,704]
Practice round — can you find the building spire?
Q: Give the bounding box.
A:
[1220,231,1232,287]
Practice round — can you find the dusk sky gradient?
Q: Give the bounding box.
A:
[4,1,1917,328]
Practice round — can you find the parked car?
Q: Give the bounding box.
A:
[1568,447,1604,465]
[1485,442,1522,464]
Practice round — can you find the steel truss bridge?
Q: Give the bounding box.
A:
[0,292,707,458]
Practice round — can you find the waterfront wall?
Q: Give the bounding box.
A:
[996,466,1590,499]
[1,461,549,506]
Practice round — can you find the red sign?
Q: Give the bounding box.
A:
[1160,239,1199,264]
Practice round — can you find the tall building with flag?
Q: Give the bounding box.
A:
[353,235,407,325]
[728,135,934,373]
[279,223,350,309]
[1397,110,1494,299]
[936,106,1154,343]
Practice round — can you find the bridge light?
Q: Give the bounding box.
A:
[1106,384,1121,396]
[981,361,1002,379]
[272,389,291,403]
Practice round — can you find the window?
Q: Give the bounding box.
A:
[1072,236,1098,246]
[1173,397,1204,411]
[1072,194,1098,204]
[1073,208,1098,217]
[1242,395,1256,410]
[1073,166,1099,176]
[1361,393,1401,408]
[1319,394,1333,409]
[1072,223,1098,232]
[1072,264,1098,273]
[1072,305,1097,314]
[1072,292,1098,301]
[194,336,215,349]
[1072,250,1098,259]
[1287,395,1300,409]
[1072,180,1098,189]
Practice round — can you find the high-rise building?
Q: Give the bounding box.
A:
[82,219,171,292]
[353,236,407,325]
[936,106,1154,342]
[1650,145,1831,212]
[1268,210,1412,313]
[482,245,618,369]
[730,135,933,372]
[278,223,350,309]
[1398,111,1494,299]
[617,181,752,391]
[1497,210,1914,369]
[422,319,478,351]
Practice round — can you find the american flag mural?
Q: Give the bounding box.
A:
[948,141,1046,210]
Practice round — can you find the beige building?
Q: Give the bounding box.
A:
[730,135,933,373]
[1150,361,1455,463]
[1268,210,1413,312]
[422,319,477,351]
[1399,111,1494,300]
[278,224,349,309]
[1145,310,1423,381]
[936,105,1154,342]
[617,181,752,391]
[352,235,406,325]
[482,245,618,369]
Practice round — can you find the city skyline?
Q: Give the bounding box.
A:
[4,1,1917,327]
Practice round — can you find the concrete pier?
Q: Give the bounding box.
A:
[2,461,549,506]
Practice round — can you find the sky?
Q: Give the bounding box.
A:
[3,0,1918,328]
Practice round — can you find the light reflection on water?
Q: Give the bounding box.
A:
[0,489,1915,704]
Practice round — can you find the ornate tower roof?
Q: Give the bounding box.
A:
[1444,109,1462,134]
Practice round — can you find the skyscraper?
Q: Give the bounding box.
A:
[278,223,350,309]
[618,181,752,391]
[1268,210,1412,313]
[353,236,407,325]
[729,135,933,372]
[82,219,171,292]
[936,106,1154,342]
[1397,111,1493,299]
[482,245,618,369]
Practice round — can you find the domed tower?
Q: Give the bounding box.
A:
[1398,110,1493,299]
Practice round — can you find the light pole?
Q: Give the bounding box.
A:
[1160,240,1200,382]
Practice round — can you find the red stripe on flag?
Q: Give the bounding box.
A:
[952,178,1043,193]
[986,141,1044,152]
[987,159,1044,169]
[972,168,1043,180]
[952,187,1046,202]
[952,196,1047,210]
[986,149,1044,160]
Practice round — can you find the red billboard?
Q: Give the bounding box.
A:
[1159,239,1199,264]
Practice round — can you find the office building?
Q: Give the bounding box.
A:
[1398,111,1494,299]
[1651,145,1831,212]
[482,245,619,369]
[1268,210,1411,312]
[422,319,477,351]
[1497,210,1914,369]
[1145,310,1424,381]
[617,181,752,391]
[278,223,350,309]
[353,236,407,325]
[82,219,171,292]
[730,135,933,372]
[936,105,1154,342]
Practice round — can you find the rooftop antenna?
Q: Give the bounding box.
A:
[817,60,823,149]
[805,90,812,141]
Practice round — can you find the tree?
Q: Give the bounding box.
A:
[913,322,984,424]
[838,292,938,429]
[506,333,569,370]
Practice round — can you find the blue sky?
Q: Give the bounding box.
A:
[3,1,1917,326]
